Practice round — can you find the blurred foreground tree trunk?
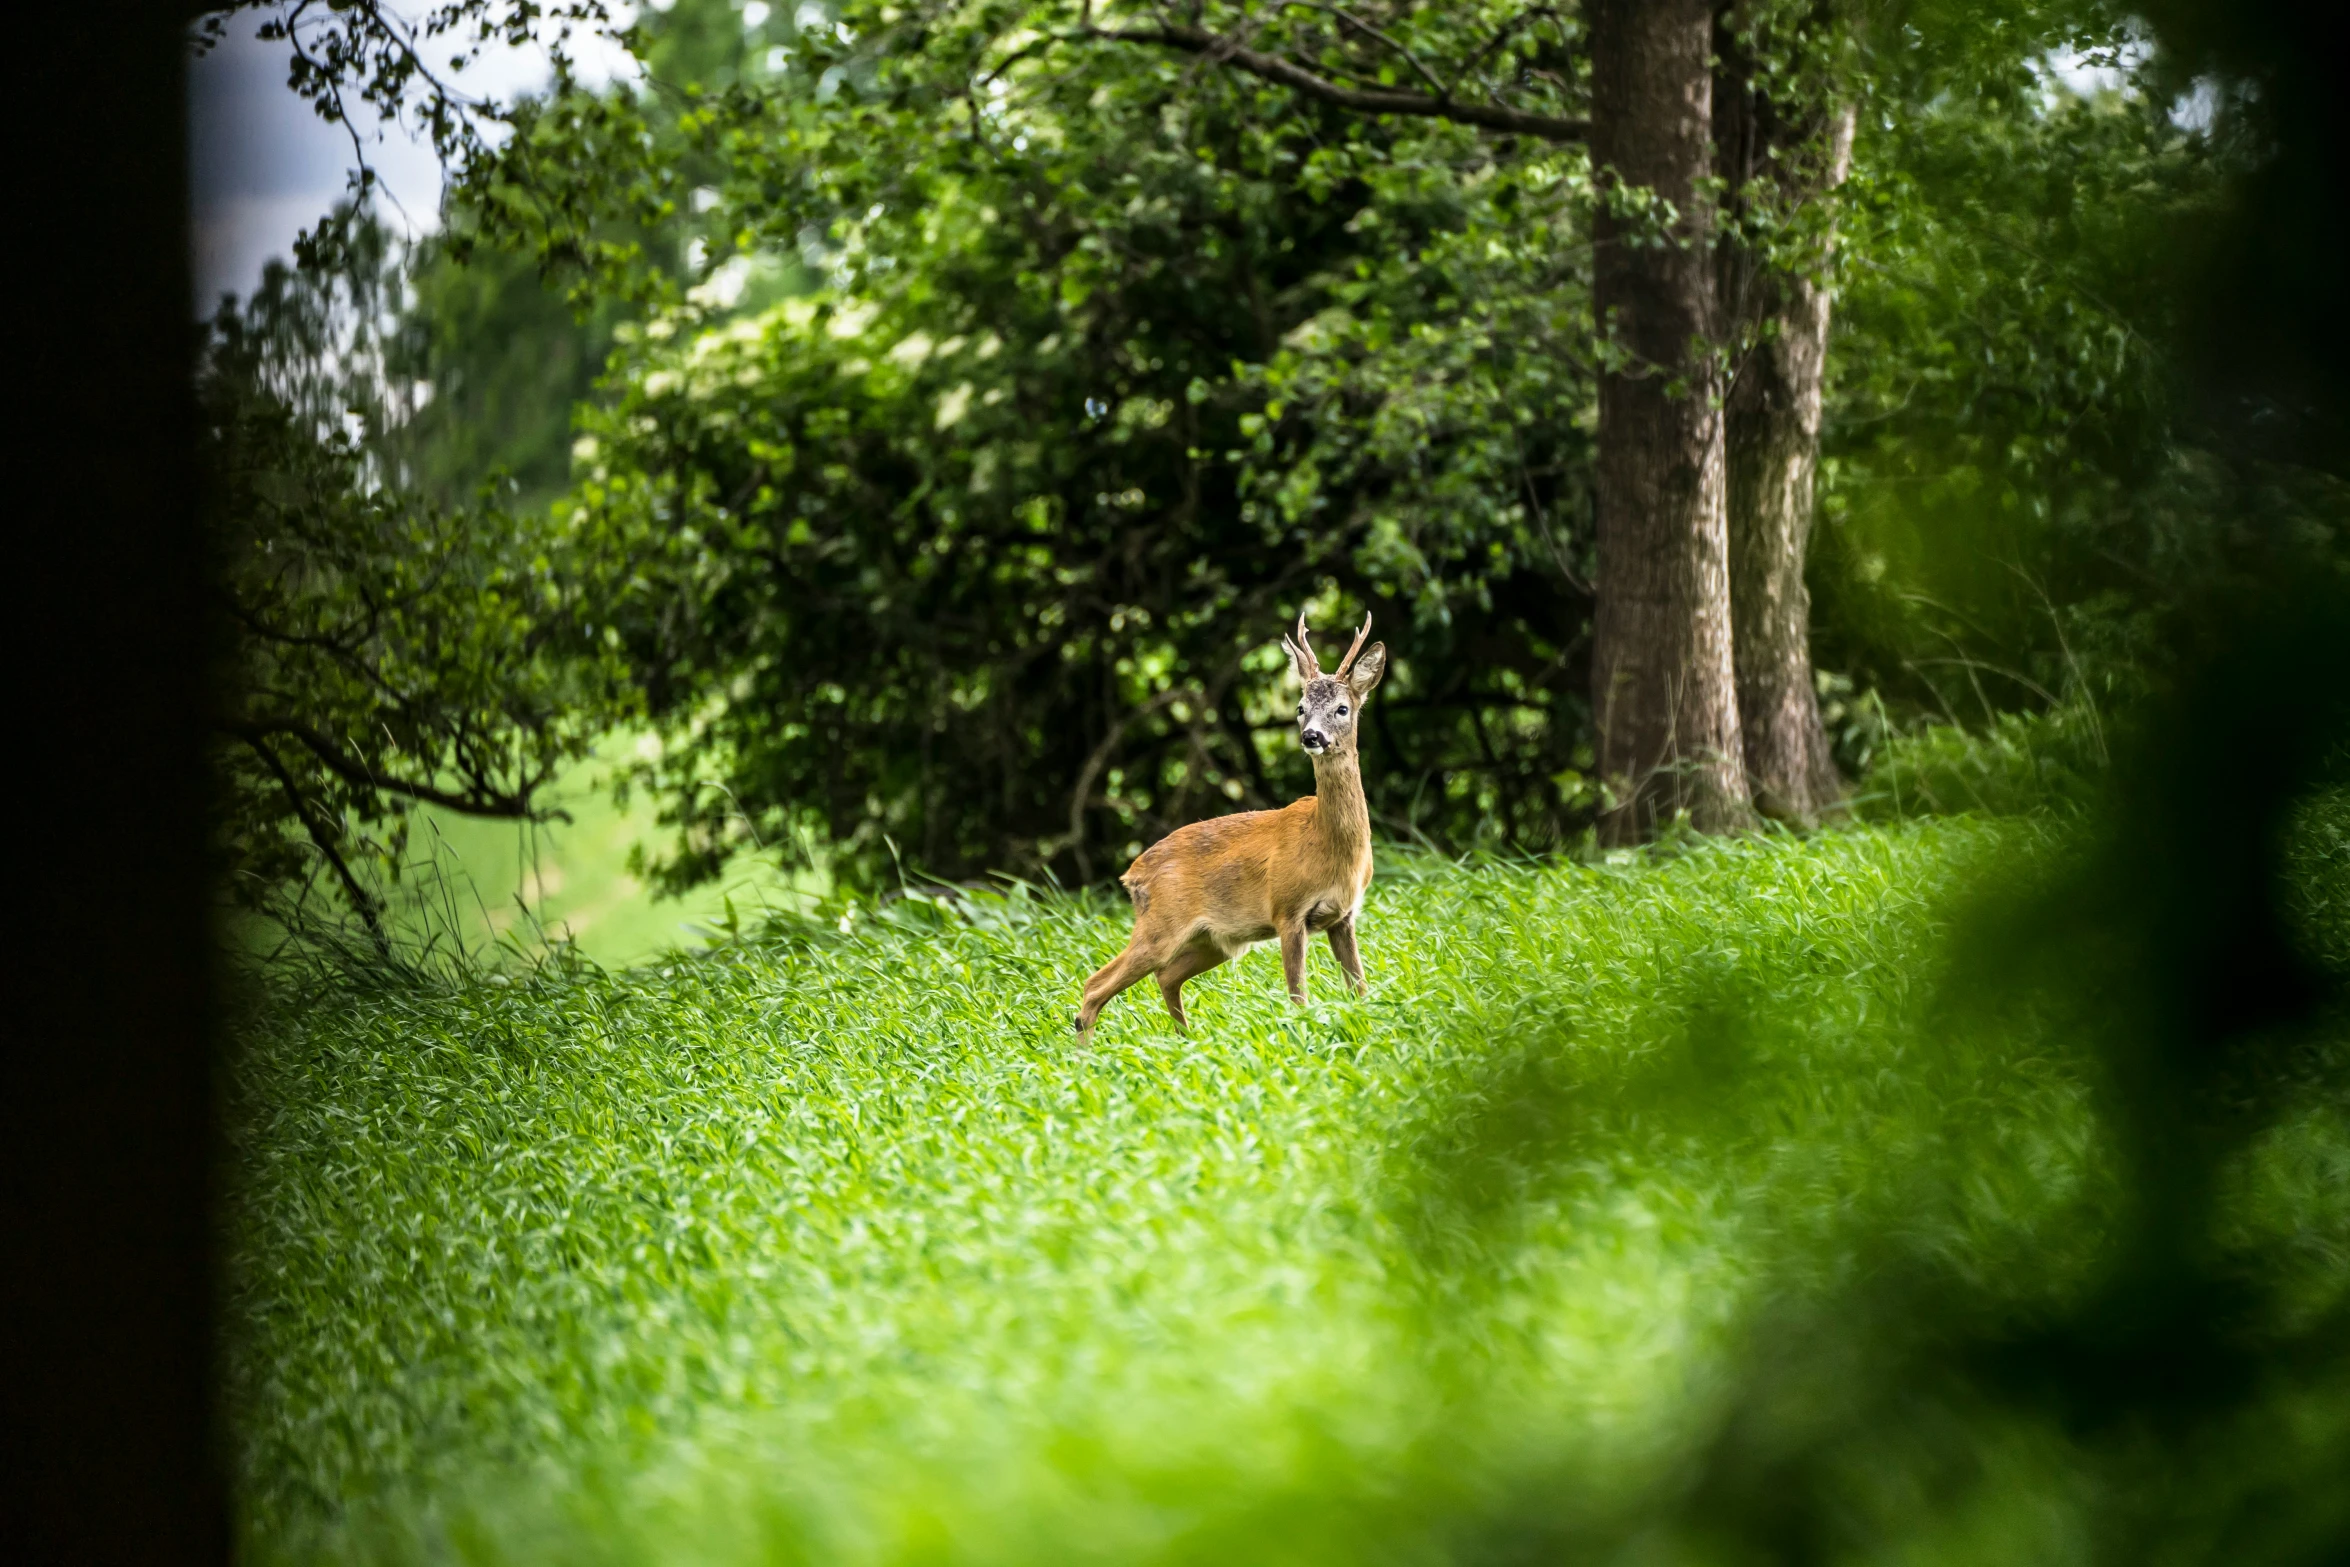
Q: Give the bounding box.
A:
[1716,26,1854,827]
[1588,0,1752,842]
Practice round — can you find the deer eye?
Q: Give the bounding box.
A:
[1336,705,1349,716]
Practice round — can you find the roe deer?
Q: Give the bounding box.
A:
[1074,612,1387,1038]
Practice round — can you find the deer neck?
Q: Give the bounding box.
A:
[1309,746,1370,856]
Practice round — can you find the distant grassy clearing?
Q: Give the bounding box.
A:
[228,819,2096,1563]
[386,732,827,968]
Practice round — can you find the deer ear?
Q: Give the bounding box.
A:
[1281,635,1317,684]
[1346,642,1387,696]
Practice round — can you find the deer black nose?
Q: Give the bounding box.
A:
[1301,728,1328,750]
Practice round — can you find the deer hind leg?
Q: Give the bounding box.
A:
[1327,915,1365,996]
[1075,939,1160,1039]
[1155,937,1229,1031]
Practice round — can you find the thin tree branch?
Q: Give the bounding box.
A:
[241,731,393,957]
[1074,21,1588,142]
[1276,3,1449,101]
[1445,6,1569,102]
[225,716,564,820]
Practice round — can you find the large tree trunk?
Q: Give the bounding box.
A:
[1587,0,1750,843]
[1715,36,1856,827]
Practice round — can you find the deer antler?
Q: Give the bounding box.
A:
[1284,610,1322,677]
[1334,612,1374,679]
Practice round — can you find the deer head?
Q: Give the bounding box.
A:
[1281,611,1387,756]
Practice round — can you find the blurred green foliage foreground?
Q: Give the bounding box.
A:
[225,594,2350,1563]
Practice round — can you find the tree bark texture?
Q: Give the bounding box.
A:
[1715,40,1856,826]
[1587,0,1751,842]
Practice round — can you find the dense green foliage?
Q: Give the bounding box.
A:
[390,236,630,509]
[201,238,633,935]
[577,79,1603,888]
[512,0,2343,883]
[203,0,2350,899]
[197,0,793,934]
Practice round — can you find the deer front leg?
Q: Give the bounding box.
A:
[1327,915,1364,996]
[1279,922,1310,1006]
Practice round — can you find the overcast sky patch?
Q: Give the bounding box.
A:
[187,5,637,314]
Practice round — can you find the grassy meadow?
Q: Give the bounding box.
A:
[226,810,2281,1564]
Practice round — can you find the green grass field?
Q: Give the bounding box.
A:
[232,813,2259,1563]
